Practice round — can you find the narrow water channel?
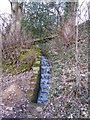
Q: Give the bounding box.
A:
[37,55,51,104]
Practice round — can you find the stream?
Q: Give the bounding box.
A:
[37,55,51,104]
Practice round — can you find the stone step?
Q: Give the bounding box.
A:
[40,88,49,93]
[33,67,40,71]
[35,61,40,64]
[41,66,50,69]
[41,74,50,80]
[38,94,48,101]
[40,80,49,85]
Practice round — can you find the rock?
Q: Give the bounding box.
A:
[6,107,13,111]
[36,107,43,112]
[33,67,39,71]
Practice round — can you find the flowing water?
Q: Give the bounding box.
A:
[37,55,51,104]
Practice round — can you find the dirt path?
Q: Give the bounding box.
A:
[1,70,43,118]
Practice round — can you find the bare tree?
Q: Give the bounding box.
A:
[10,1,23,33]
[56,2,77,46]
[7,0,23,46]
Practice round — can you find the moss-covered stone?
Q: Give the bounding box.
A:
[33,63,40,67]
[24,46,41,103]
[30,71,40,103]
[26,65,40,103]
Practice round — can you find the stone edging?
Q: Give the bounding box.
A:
[26,48,41,103]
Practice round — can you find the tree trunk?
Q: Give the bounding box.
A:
[9,1,23,46]
[10,2,23,33]
[58,2,78,46]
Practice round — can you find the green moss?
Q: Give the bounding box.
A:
[32,73,37,77]
[31,74,38,79]
[3,45,41,75]
[26,90,33,95]
[30,79,36,82]
[30,84,36,88]
[33,63,40,67]
[36,50,40,56]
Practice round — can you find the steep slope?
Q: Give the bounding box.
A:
[38,22,89,118]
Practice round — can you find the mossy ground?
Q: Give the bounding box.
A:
[2,46,40,75]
